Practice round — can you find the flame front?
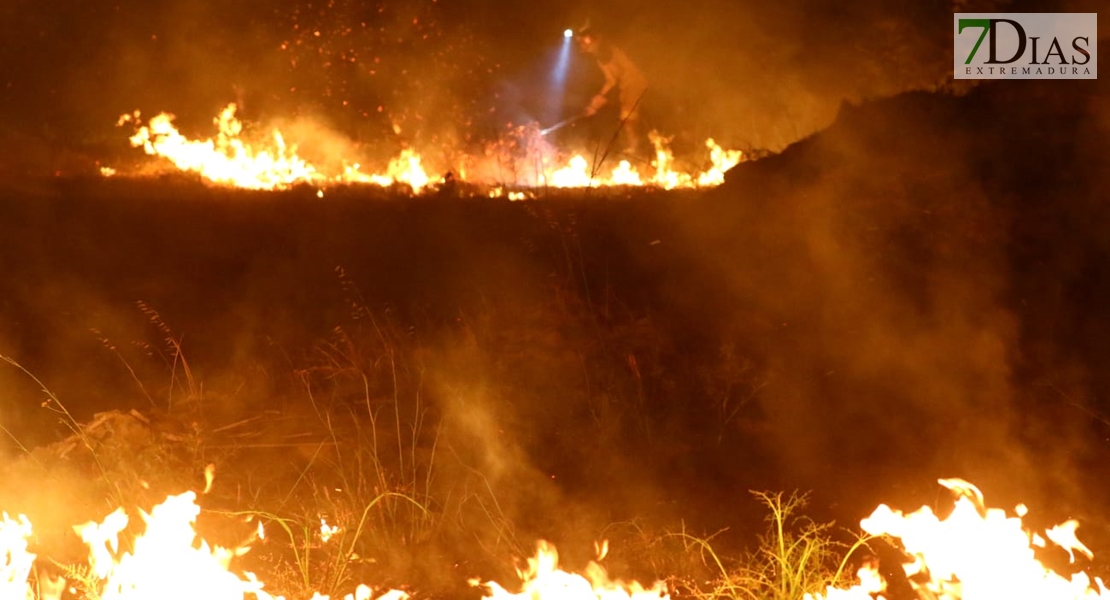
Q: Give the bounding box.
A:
[696,139,744,187]
[0,513,34,600]
[116,104,743,193]
[122,106,433,193]
[124,105,320,191]
[7,478,1100,600]
[0,491,409,600]
[472,541,668,600]
[810,478,1108,600]
[75,491,276,600]
[343,149,431,193]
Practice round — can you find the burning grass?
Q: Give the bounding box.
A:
[3,79,1109,597]
[3,293,1109,599]
[674,491,873,600]
[110,104,744,194]
[4,409,1109,600]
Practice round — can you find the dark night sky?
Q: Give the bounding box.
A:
[0,0,1103,172]
[0,0,1062,170]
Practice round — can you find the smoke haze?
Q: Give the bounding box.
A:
[0,0,1108,589]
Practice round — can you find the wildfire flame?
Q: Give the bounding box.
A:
[696,139,744,187]
[115,104,744,194]
[471,541,668,600]
[122,106,320,191]
[0,490,410,600]
[75,491,278,600]
[121,105,432,193]
[809,478,1108,600]
[0,513,34,600]
[8,477,1095,600]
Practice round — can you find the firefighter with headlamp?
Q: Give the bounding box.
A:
[574,23,648,158]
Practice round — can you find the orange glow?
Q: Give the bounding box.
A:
[0,513,35,600]
[49,491,408,600]
[3,478,1109,600]
[343,149,431,193]
[471,541,667,600]
[122,105,320,191]
[696,139,744,187]
[115,104,744,193]
[120,105,434,193]
[75,491,275,599]
[547,155,594,188]
[319,517,340,543]
[809,478,1108,600]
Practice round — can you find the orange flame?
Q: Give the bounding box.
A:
[0,488,404,600]
[122,105,320,191]
[116,104,744,193]
[810,478,1108,600]
[121,105,434,193]
[75,491,276,599]
[0,513,35,600]
[4,478,1109,600]
[471,541,667,600]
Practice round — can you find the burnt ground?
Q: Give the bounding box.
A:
[1,77,1109,596]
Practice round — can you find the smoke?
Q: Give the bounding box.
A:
[1,0,1108,586]
[0,0,1002,173]
[675,75,1109,518]
[575,0,969,152]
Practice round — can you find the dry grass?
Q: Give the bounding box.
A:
[0,266,858,600]
[674,491,875,600]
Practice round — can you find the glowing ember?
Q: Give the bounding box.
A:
[810,478,1108,600]
[471,540,668,600]
[319,517,340,543]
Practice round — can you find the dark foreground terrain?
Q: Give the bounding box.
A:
[1,78,1108,595]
